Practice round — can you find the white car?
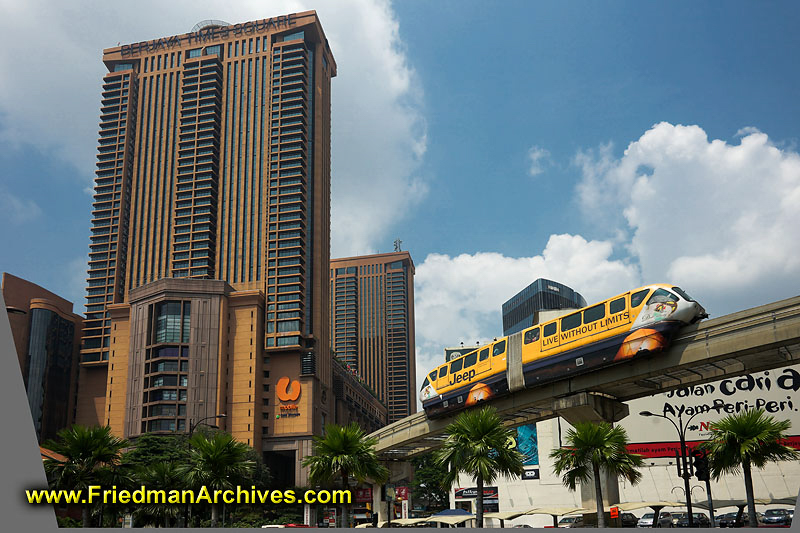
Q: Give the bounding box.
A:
[637,512,673,528]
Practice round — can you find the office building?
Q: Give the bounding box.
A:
[501,278,587,336]
[2,273,82,442]
[330,252,416,423]
[76,11,346,485]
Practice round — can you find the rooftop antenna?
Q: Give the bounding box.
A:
[393,238,402,252]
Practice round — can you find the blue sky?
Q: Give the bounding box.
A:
[2,1,799,388]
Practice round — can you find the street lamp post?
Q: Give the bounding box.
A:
[640,410,700,528]
[189,413,227,436]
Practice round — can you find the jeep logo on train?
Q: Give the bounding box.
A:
[449,369,476,386]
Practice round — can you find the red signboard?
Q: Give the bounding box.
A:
[395,486,409,501]
[626,436,800,458]
[610,507,619,519]
[354,488,372,503]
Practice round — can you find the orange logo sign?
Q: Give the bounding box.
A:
[276,376,301,402]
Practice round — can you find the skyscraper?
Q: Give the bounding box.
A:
[501,278,587,336]
[76,11,340,485]
[330,252,416,423]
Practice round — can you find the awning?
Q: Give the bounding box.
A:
[526,507,591,516]
[425,515,476,526]
[614,501,684,511]
[692,496,797,510]
[391,518,429,526]
[483,511,529,521]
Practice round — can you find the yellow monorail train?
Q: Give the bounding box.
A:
[419,283,707,417]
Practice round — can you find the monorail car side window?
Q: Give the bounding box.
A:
[464,351,478,368]
[479,348,490,361]
[492,340,506,356]
[451,358,463,373]
[609,297,626,314]
[524,327,540,344]
[584,303,605,323]
[439,366,448,379]
[631,289,649,307]
[647,288,678,305]
[429,370,438,382]
[543,322,557,337]
[561,312,582,331]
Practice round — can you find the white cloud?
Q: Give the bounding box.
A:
[0,0,426,256]
[413,234,640,401]
[0,188,42,224]
[527,145,551,176]
[575,122,800,315]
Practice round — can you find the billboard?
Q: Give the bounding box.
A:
[620,364,800,458]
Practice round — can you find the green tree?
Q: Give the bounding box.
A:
[132,462,185,527]
[177,432,255,527]
[550,421,644,528]
[302,423,389,527]
[698,409,799,528]
[434,407,524,528]
[122,433,188,468]
[410,454,449,513]
[43,425,129,527]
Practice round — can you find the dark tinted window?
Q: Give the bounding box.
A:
[609,297,626,314]
[524,327,540,344]
[439,366,447,379]
[479,348,489,361]
[561,312,582,331]
[421,377,429,389]
[492,340,506,356]
[631,289,649,307]
[647,288,678,305]
[450,358,463,373]
[464,352,478,368]
[543,322,557,337]
[584,303,605,323]
[429,370,438,381]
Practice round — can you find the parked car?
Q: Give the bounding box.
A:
[715,512,739,527]
[670,513,687,526]
[621,513,639,528]
[718,512,765,527]
[637,511,673,528]
[558,516,584,528]
[675,513,711,528]
[762,508,793,526]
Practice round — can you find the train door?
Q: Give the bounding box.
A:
[474,346,492,375]
[604,293,632,334]
[540,321,560,352]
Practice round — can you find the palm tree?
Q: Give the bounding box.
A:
[302,423,389,528]
[698,409,799,528]
[550,421,644,528]
[133,462,185,527]
[43,425,129,527]
[434,407,525,528]
[178,432,255,527]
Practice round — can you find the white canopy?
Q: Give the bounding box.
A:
[526,506,591,516]
[425,514,476,526]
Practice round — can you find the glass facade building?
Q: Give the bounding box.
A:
[502,278,587,336]
[330,252,416,423]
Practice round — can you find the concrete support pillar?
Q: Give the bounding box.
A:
[554,392,629,521]
[373,460,413,524]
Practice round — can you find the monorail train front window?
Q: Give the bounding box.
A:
[421,377,429,390]
[672,287,695,301]
[647,288,678,305]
